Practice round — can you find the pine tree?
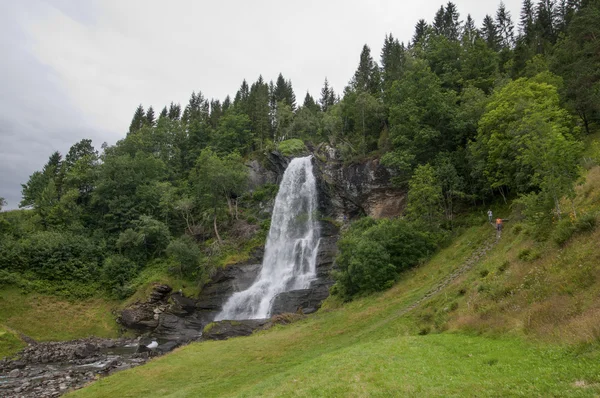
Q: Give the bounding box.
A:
[413,19,429,45]
[222,96,231,113]
[380,34,405,90]
[320,78,331,112]
[462,14,478,44]
[209,99,222,129]
[285,79,296,111]
[443,2,462,40]
[433,2,461,40]
[159,106,168,120]
[168,102,181,120]
[433,5,445,36]
[536,0,558,47]
[145,106,156,127]
[274,73,287,104]
[496,2,515,48]
[248,76,271,148]
[303,92,320,113]
[129,104,145,133]
[520,0,536,40]
[352,45,381,96]
[234,80,250,113]
[481,14,500,51]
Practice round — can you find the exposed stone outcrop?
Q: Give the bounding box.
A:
[313,145,406,221]
[201,319,270,341]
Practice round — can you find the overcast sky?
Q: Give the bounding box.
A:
[0,0,522,210]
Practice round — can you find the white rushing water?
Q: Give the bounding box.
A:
[216,156,320,320]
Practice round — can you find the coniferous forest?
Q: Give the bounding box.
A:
[1,0,599,302]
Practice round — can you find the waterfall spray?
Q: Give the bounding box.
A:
[216,156,320,320]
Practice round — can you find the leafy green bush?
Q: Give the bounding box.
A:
[552,213,596,246]
[332,218,435,301]
[116,215,171,262]
[277,139,306,157]
[166,235,202,278]
[573,213,597,233]
[0,231,101,282]
[102,254,138,298]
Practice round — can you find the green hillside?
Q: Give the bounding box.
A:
[68,166,600,397]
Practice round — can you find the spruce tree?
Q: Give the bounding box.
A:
[481,14,500,51]
[352,45,381,96]
[222,96,231,113]
[285,79,297,111]
[168,102,181,120]
[496,2,515,48]
[145,106,156,127]
[462,14,478,44]
[413,19,428,45]
[210,99,222,129]
[303,92,320,113]
[320,78,331,112]
[443,2,462,40]
[159,106,168,120]
[380,34,405,90]
[520,0,536,40]
[129,104,145,133]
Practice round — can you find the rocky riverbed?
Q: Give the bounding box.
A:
[0,336,185,398]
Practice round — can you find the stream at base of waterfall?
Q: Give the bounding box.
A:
[216,156,320,320]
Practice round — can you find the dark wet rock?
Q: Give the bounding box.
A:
[171,292,197,314]
[195,263,262,314]
[119,303,158,331]
[202,319,270,341]
[271,278,332,316]
[156,341,180,353]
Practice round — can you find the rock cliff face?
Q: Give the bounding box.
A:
[313,145,406,221]
[118,150,404,341]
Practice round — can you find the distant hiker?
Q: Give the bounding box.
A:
[496,218,503,234]
[487,209,493,223]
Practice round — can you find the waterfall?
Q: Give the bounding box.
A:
[216,156,320,320]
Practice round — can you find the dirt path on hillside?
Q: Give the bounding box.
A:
[351,231,498,339]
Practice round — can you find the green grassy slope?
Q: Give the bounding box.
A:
[69,205,600,397]
[0,289,120,349]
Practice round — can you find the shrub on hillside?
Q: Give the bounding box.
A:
[102,254,138,298]
[332,218,435,301]
[166,235,202,278]
[0,231,101,282]
[277,139,306,157]
[552,213,597,246]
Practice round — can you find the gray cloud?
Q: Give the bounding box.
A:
[1,0,522,210]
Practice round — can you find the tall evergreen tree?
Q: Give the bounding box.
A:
[535,0,558,49]
[462,14,478,44]
[320,78,332,112]
[381,34,406,90]
[302,92,320,113]
[222,95,231,113]
[129,104,145,133]
[443,2,462,40]
[351,44,381,96]
[248,76,271,148]
[520,0,536,40]
[145,106,156,127]
[481,14,500,51]
[159,106,168,120]
[209,99,222,129]
[496,2,515,48]
[413,19,429,45]
[168,102,181,120]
